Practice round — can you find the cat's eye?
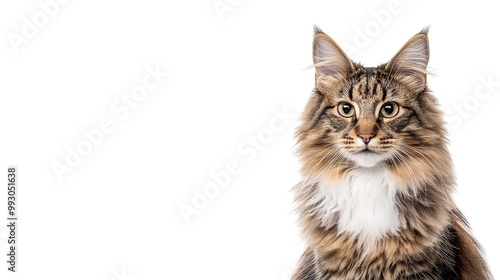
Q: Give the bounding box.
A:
[380,102,399,118]
[338,102,355,118]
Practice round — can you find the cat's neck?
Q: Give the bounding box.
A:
[315,167,399,251]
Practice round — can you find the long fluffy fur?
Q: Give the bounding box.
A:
[292,28,491,280]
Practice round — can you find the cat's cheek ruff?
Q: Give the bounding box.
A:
[313,167,400,252]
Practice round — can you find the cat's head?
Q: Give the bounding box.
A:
[296,27,452,188]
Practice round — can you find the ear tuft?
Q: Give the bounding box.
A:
[313,25,323,35]
[386,30,430,90]
[312,28,352,78]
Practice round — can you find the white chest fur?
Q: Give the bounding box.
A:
[315,167,399,251]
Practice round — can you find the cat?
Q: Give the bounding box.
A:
[291,27,492,280]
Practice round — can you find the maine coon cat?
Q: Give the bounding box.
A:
[292,27,491,280]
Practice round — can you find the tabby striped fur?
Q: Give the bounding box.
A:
[292,27,491,280]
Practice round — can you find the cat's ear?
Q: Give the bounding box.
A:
[385,29,430,91]
[313,27,353,79]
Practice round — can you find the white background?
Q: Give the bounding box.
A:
[0,0,499,279]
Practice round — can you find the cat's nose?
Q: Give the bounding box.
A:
[358,133,375,144]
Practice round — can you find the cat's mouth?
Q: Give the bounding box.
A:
[348,148,388,168]
[359,147,376,154]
